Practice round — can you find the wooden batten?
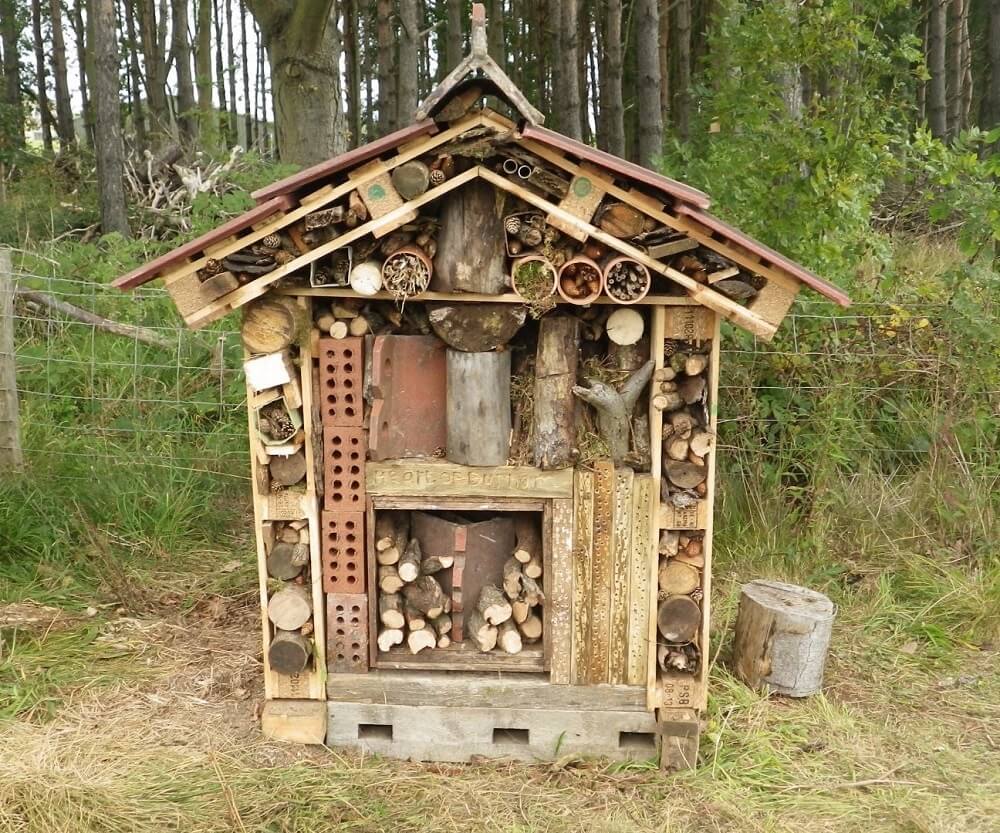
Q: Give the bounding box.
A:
[548,498,574,684]
[588,460,615,684]
[366,461,573,499]
[608,467,634,684]
[626,476,654,686]
[571,470,595,685]
[646,306,666,707]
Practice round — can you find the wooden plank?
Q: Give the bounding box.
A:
[326,670,648,710]
[647,237,698,259]
[571,470,594,685]
[662,306,715,341]
[478,167,778,340]
[0,249,23,470]
[658,500,708,530]
[261,699,328,744]
[627,475,654,686]
[646,306,665,708]
[373,644,545,673]
[326,701,658,763]
[366,461,573,499]
[588,460,615,684]
[549,498,574,684]
[282,287,702,306]
[372,496,546,513]
[608,467,634,684]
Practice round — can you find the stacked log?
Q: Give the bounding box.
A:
[265,521,315,675]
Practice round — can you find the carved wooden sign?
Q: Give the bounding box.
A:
[366,462,573,498]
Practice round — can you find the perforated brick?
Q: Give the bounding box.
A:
[322,425,366,510]
[321,510,365,593]
[326,593,369,673]
[318,337,363,427]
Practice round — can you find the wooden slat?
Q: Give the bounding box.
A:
[549,498,574,684]
[626,475,654,686]
[366,460,574,499]
[571,470,594,685]
[282,287,702,306]
[646,306,665,708]
[662,306,715,341]
[588,460,615,684]
[608,467,633,684]
[374,644,546,673]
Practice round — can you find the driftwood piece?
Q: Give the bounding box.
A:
[427,302,526,352]
[378,592,405,629]
[446,350,511,466]
[268,630,313,674]
[532,316,579,470]
[432,178,507,294]
[733,580,835,697]
[267,584,312,631]
[657,595,701,644]
[572,360,654,465]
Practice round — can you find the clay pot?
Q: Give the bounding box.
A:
[602,256,651,304]
[557,256,603,305]
[381,245,433,299]
[511,255,557,302]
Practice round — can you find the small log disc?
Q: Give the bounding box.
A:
[241,297,298,354]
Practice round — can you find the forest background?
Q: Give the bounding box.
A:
[0,2,998,832]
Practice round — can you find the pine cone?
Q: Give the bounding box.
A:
[261,233,282,250]
[202,258,223,276]
[429,168,446,187]
[504,216,521,235]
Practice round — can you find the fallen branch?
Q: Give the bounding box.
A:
[15,287,173,349]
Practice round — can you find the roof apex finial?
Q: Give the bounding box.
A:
[470,3,488,58]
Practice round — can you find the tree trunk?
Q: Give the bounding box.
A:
[0,0,25,150]
[556,0,582,139]
[171,0,197,142]
[947,0,961,137]
[486,0,505,70]
[673,0,691,141]
[248,1,347,167]
[137,0,169,139]
[92,0,131,237]
[602,0,625,157]
[989,0,1000,130]
[446,0,463,71]
[636,0,663,167]
[49,0,75,147]
[431,179,508,294]
[212,0,229,145]
[31,0,53,151]
[658,0,670,129]
[71,2,93,147]
[533,316,580,470]
[927,0,947,138]
[123,0,147,153]
[225,0,238,141]
[240,0,253,147]
[446,350,511,466]
[376,0,395,134]
[343,0,362,146]
[194,0,214,147]
[398,0,419,124]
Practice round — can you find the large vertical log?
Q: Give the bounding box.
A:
[446,350,511,466]
[533,316,580,469]
[432,179,508,294]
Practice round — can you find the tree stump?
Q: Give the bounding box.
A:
[732,580,835,697]
[532,316,579,469]
[446,349,511,466]
[432,178,507,294]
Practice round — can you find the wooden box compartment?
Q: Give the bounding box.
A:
[367,497,552,674]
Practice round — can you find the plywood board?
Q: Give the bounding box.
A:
[627,475,654,686]
[548,498,574,684]
[608,467,634,684]
[658,500,709,530]
[588,460,615,684]
[662,306,715,341]
[571,471,594,685]
[366,461,573,499]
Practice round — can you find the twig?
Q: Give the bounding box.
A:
[777,764,919,792]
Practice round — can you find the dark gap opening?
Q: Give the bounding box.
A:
[619,731,656,750]
[358,723,393,741]
[493,727,530,745]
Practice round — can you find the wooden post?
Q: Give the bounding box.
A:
[0,249,23,471]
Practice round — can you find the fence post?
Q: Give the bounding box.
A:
[0,247,23,470]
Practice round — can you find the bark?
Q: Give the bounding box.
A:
[212,0,229,145]
[0,0,25,150]
[486,0,504,71]
[927,0,947,138]
[137,0,169,138]
[123,0,147,152]
[31,0,53,151]
[573,360,654,464]
[948,0,962,137]
[555,0,582,139]
[398,0,419,124]
[532,316,580,470]
[344,0,362,146]
[225,0,237,141]
[673,0,691,141]
[49,0,75,146]
[658,0,669,128]
[71,2,92,146]
[431,179,508,294]
[247,0,347,166]
[171,0,197,142]
[376,0,395,134]
[446,350,511,466]
[239,0,253,147]
[635,0,663,166]
[989,0,1000,129]
[194,0,213,146]
[268,629,313,673]
[602,0,625,157]
[446,0,463,70]
[92,0,131,237]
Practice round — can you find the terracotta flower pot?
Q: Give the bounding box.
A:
[602,256,651,304]
[557,256,603,305]
[381,245,433,299]
[511,255,557,303]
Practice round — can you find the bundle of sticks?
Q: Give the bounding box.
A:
[604,258,651,302]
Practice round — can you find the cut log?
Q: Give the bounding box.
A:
[427,303,526,352]
[666,436,690,462]
[266,542,307,581]
[241,296,300,354]
[518,611,543,641]
[421,555,454,574]
[404,602,426,632]
[350,260,383,296]
[520,575,545,607]
[664,460,707,490]
[605,308,645,346]
[657,595,701,644]
[375,513,396,552]
[598,202,647,238]
[378,564,404,594]
[432,178,507,294]
[377,627,404,652]
[572,360,654,465]
[689,430,714,457]
[348,316,370,337]
[268,450,307,486]
[446,349,511,466]
[502,557,523,599]
[667,410,695,438]
[658,561,700,595]
[465,609,498,652]
[497,620,523,654]
[437,634,452,648]
[398,538,422,583]
[732,580,835,697]
[677,375,706,405]
[476,584,512,625]
[267,584,312,631]
[328,320,349,339]
[268,630,313,674]
[513,515,541,565]
[685,354,709,376]
[524,555,543,580]
[378,592,405,629]
[430,613,452,637]
[391,160,431,200]
[403,574,447,618]
[532,316,580,470]
[511,598,530,624]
